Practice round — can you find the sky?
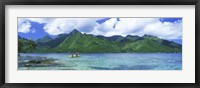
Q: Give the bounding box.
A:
[18,17,182,44]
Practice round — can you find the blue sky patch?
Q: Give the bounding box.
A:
[159,18,182,23]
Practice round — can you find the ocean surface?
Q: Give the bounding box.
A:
[18,53,182,70]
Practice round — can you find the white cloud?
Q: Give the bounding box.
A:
[88,18,120,36]
[115,18,159,34]
[25,18,49,24]
[18,18,49,33]
[89,18,159,37]
[88,26,105,36]
[18,18,182,40]
[90,18,182,39]
[42,18,97,35]
[19,18,97,35]
[43,18,75,35]
[97,18,117,32]
[143,20,182,39]
[18,18,31,33]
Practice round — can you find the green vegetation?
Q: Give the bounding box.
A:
[18,29,182,53]
[37,34,69,48]
[36,35,53,43]
[18,37,38,53]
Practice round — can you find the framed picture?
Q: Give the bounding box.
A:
[0,0,200,88]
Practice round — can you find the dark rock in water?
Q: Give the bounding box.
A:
[25,64,30,67]
[18,56,61,67]
[28,60,42,64]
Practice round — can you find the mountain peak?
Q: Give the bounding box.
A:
[143,34,158,38]
[70,29,80,34]
[126,35,140,38]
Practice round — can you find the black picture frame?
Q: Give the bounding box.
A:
[0,0,200,88]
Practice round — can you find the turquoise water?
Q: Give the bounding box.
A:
[18,53,182,70]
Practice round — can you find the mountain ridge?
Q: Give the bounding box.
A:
[18,29,182,53]
[36,35,53,43]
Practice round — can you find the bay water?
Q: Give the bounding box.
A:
[18,53,182,70]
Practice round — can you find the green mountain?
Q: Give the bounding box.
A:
[122,35,181,53]
[37,33,69,48]
[36,35,53,43]
[54,29,119,53]
[18,36,38,53]
[19,29,182,53]
[96,35,124,42]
